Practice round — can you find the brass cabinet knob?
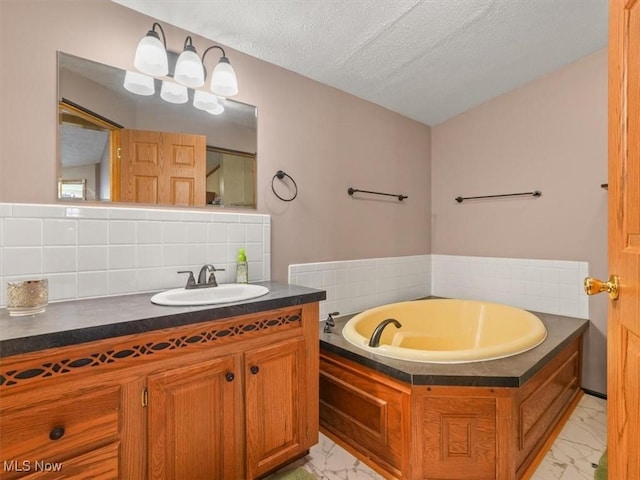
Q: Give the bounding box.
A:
[584,275,620,300]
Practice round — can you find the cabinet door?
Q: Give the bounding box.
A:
[245,337,307,478]
[147,355,242,480]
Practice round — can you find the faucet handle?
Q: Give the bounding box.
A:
[323,312,340,334]
[177,270,196,289]
[206,267,225,285]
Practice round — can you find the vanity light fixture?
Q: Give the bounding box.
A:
[193,90,221,111]
[201,45,239,97]
[133,22,238,97]
[123,71,155,96]
[174,43,239,97]
[133,23,168,77]
[174,36,205,88]
[207,103,225,115]
[129,22,237,110]
[160,80,188,104]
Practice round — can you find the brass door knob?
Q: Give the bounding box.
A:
[584,275,620,300]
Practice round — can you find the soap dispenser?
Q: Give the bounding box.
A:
[236,248,248,284]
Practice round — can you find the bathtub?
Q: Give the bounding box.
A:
[341,299,547,363]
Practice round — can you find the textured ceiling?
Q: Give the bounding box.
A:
[112,0,608,126]
[61,125,109,168]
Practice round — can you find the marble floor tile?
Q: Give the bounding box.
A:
[270,394,607,480]
[267,433,384,480]
[531,394,607,480]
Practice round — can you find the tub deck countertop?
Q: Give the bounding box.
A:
[320,308,589,388]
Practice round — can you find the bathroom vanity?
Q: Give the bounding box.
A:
[0,282,325,479]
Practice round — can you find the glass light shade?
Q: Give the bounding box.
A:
[210,59,238,97]
[207,103,225,115]
[160,81,188,104]
[193,90,220,111]
[133,35,168,77]
[123,71,155,96]
[174,49,205,88]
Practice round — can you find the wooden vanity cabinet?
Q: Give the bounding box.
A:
[245,337,308,478]
[0,303,319,480]
[146,336,310,479]
[147,354,243,479]
[0,374,125,480]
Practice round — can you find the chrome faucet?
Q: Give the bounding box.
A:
[178,265,226,289]
[368,318,402,347]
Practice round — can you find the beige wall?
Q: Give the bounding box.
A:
[0,0,432,282]
[431,50,608,393]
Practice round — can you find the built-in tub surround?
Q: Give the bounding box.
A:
[0,203,271,308]
[319,309,588,479]
[342,299,547,363]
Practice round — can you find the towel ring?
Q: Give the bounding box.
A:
[271,170,298,202]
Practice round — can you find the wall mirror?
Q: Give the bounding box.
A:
[58,52,257,208]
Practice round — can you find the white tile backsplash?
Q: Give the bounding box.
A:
[186,223,207,244]
[109,270,137,295]
[162,222,186,244]
[109,221,136,244]
[246,224,263,243]
[137,221,163,244]
[0,203,271,307]
[227,224,246,243]
[12,204,65,218]
[3,247,42,276]
[78,220,108,245]
[109,245,136,270]
[431,254,589,319]
[207,223,228,243]
[162,244,188,267]
[136,245,163,268]
[63,206,109,219]
[1,204,588,321]
[47,273,77,301]
[78,246,108,271]
[43,219,77,245]
[290,254,590,321]
[78,271,109,298]
[289,255,432,320]
[4,218,42,246]
[43,246,76,273]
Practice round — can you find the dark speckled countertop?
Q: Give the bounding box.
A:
[319,309,589,388]
[0,282,325,358]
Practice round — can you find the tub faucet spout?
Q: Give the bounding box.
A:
[368,318,402,347]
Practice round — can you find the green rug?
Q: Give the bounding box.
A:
[594,449,607,480]
[270,467,316,480]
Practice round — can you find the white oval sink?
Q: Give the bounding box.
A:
[151,284,269,306]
